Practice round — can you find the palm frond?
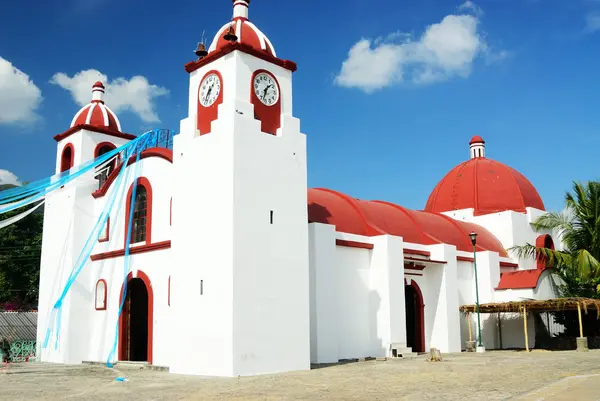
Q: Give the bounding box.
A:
[508,244,573,268]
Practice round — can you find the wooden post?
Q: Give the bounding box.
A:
[577,303,584,338]
[467,312,473,342]
[523,305,529,352]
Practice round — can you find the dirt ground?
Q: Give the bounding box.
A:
[2,350,600,400]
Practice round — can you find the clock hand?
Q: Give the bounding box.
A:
[204,85,213,103]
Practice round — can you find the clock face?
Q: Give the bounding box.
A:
[199,73,221,107]
[253,72,279,106]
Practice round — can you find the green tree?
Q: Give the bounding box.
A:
[0,184,43,309]
[510,181,600,297]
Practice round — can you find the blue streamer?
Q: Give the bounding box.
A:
[42,131,155,351]
[106,141,146,367]
[0,144,126,206]
[42,147,132,350]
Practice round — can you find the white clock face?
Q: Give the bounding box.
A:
[253,72,279,106]
[199,73,221,107]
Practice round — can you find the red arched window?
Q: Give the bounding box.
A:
[125,177,153,246]
[94,142,117,189]
[60,143,75,173]
[536,234,555,270]
[95,279,107,310]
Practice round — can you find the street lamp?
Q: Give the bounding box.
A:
[469,231,484,350]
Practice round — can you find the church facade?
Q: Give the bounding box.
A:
[36,0,560,377]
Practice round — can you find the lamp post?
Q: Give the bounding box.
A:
[469,231,484,350]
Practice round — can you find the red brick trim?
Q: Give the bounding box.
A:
[404,249,431,257]
[335,239,374,249]
[54,124,136,142]
[184,42,297,74]
[90,240,171,261]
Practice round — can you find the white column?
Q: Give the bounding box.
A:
[427,244,462,353]
[308,222,339,364]
[369,235,406,357]
[472,251,501,349]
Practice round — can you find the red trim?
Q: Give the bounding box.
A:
[92,148,172,199]
[457,256,474,262]
[90,241,171,261]
[500,261,519,268]
[405,272,423,277]
[404,249,431,257]
[124,177,153,247]
[197,70,224,135]
[94,141,117,158]
[54,124,136,142]
[118,270,153,364]
[404,263,426,271]
[405,256,447,264]
[250,69,281,135]
[60,143,75,172]
[185,42,297,74]
[335,239,374,249]
[99,217,110,243]
[168,276,171,307]
[95,279,107,311]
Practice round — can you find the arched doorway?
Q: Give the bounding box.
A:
[405,280,425,353]
[119,271,153,363]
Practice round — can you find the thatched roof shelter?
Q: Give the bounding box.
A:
[459,297,600,317]
[460,298,600,351]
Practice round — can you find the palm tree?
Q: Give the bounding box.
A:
[509,181,600,297]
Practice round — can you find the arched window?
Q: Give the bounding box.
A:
[94,142,117,188]
[60,144,74,173]
[95,279,107,310]
[536,234,555,270]
[132,186,148,243]
[125,178,153,246]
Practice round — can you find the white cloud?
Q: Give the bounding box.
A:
[458,1,484,16]
[0,170,22,186]
[334,3,505,92]
[585,12,600,33]
[0,57,43,125]
[50,69,169,123]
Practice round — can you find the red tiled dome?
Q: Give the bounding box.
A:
[307,188,508,256]
[425,139,545,216]
[208,0,276,57]
[70,81,121,132]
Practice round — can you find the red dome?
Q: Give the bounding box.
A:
[470,135,484,144]
[70,82,121,132]
[208,0,276,57]
[425,157,545,216]
[308,188,508,256]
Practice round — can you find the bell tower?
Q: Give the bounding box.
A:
[169,0,310,377]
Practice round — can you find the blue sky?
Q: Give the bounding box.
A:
[0,0,599,212]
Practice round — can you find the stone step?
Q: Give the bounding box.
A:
[115,361,149,369]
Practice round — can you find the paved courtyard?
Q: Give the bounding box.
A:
[2,350,600,400]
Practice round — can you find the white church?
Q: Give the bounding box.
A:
[36,0,560,377]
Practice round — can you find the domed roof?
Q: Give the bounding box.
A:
[208,0,277,57]
[425,137,545,216]
[308,188,508,256]
[70,82,121,132]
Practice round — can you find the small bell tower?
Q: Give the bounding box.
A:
[470,135,485,159]
[169,0,310,377]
